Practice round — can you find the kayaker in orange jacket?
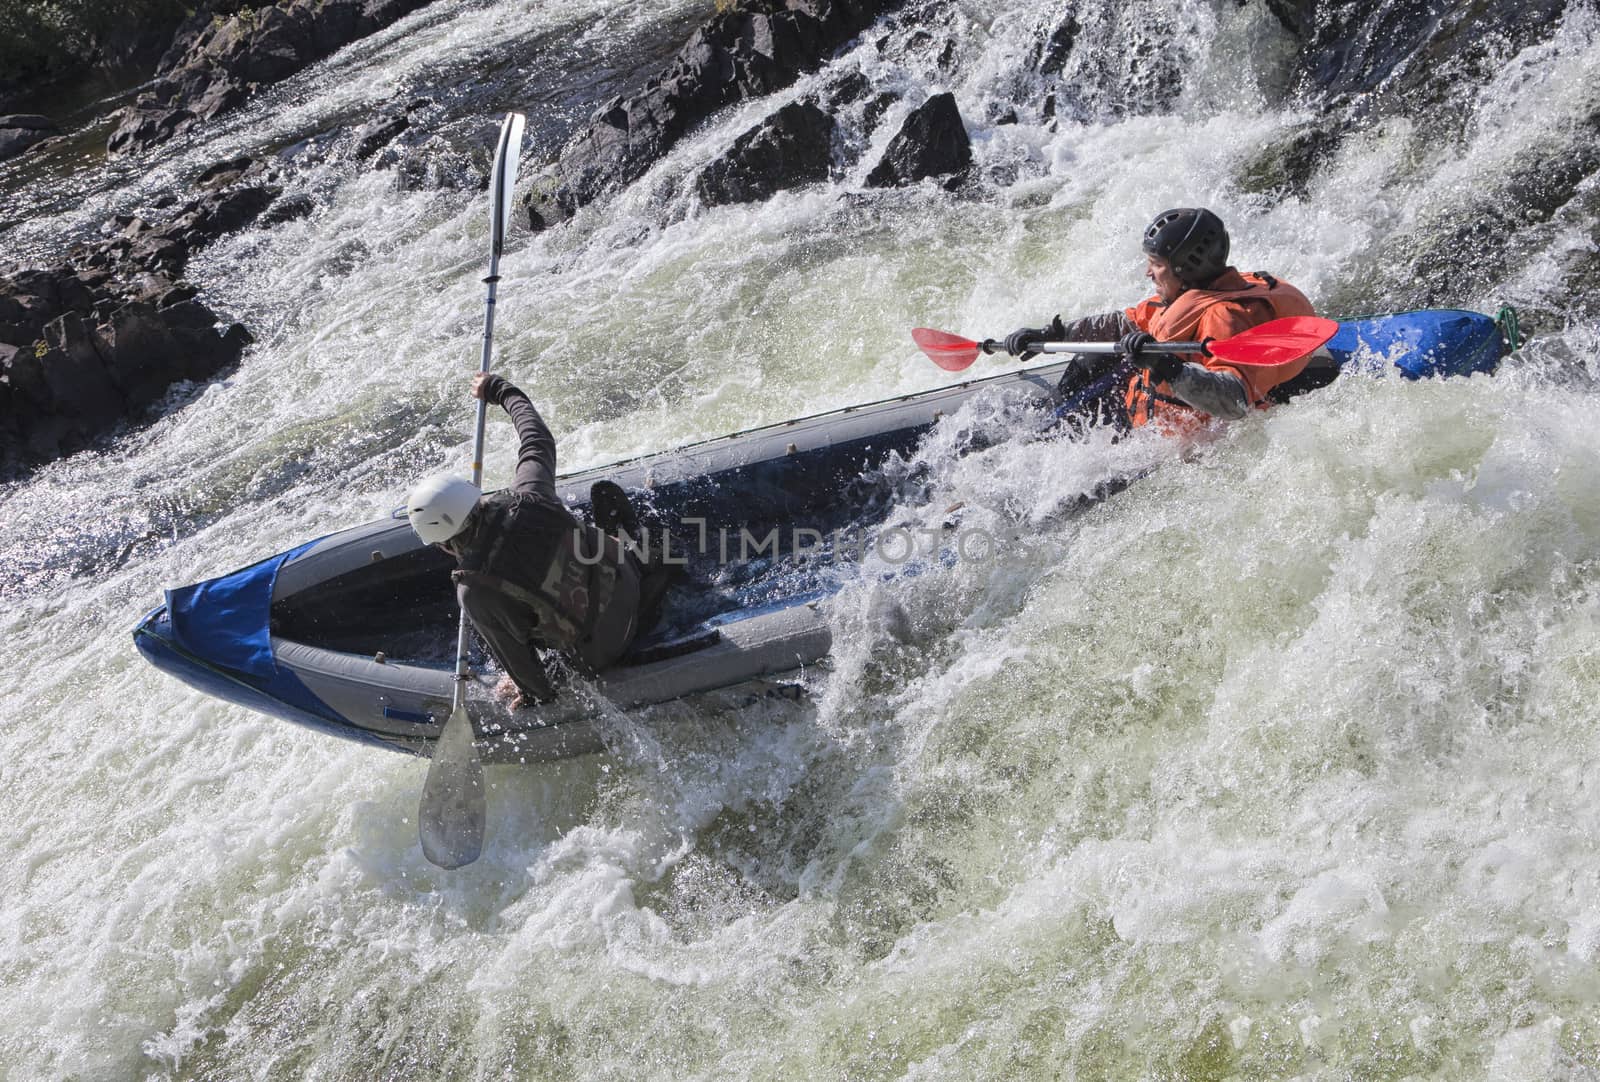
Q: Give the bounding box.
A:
[1004,208,1326,431]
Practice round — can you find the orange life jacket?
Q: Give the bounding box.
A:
[1122,269,1317,429]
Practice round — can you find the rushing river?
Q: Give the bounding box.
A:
[3,0,1599,1077]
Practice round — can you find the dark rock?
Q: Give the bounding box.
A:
[1038,13,1080,75]
[258,194,316,227]
[395,144,485,192]
[865,92,971,188]
[1237,120,1346,199]
[1283,0,1569,120]
[39,313,124,430]
[0,161,271,470]
[525,0,895,231]
[864,92,896,132]
[106,0,439,156]
[697,101,837,207]
[352,113,410,159]
[0,114,60,161]
[100,214,142,238]
[822,69,872,109]
[2,344,51,416]
[196,156,257,190]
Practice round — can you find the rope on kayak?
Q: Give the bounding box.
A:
[1495,305,1523,351]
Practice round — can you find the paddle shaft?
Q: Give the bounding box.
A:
[449,112,518,716]
[980,338,1207,356]
[451,262,500,714]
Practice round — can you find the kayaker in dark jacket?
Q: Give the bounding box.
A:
[406,373,644,708]
[1005,208,1326,433]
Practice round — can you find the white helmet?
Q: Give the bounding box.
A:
[407,474,481,544]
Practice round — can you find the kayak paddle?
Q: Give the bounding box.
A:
[419,110,525,871]
[911,316,1341,373]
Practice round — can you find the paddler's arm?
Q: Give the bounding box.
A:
[1046,312,1137,396]
[457,578,559,704]
[1165,364,1249,419]
[1168,304,1264,419]
[472,372,559,501]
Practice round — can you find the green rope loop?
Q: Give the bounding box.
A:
[1495,305,1523,352]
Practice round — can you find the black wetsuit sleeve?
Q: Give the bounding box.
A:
[480,373,559,501]
[1058,311,1135,343]
[458,580,558,703]
[1168,365,1250,419]
[1054,311,1137,395]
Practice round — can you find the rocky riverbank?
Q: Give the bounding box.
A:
[107,0,438,157]
[0,157,315,466]
[4,0,1590,475]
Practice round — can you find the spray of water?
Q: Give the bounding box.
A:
[2,0,1599,1076]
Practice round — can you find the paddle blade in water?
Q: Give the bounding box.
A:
[419,703,486,869]
[912,327,981,371]
[1208,316,1341,368]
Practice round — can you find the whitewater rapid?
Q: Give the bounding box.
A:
[2,0,1599,1077]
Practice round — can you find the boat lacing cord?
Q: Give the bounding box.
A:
[1496,305,1523,352]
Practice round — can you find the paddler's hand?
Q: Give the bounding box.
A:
[1118,330,1156,358]
[1003,315,1066,361]
[471,372,493,400]
[1122,332,1183,382]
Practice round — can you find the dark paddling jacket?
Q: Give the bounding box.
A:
[451,375,640,702]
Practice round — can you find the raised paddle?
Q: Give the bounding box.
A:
[419,110,526,871]
[911,316,1341,373]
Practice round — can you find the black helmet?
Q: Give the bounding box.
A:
[1142,208,1229,286]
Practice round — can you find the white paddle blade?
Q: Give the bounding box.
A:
[489,111,526,256]
[419,703,487,869]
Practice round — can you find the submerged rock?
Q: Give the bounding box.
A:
[864,91,970,188]
[1236,120,1346,200]
[352,113,411,160]
[697,101,837,207]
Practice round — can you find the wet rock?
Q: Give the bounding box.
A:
[1277,0,1570,119]
[697,101,837,207]
[258,193,316,227]
[395,143,486,192]
[865,91,971,188]
[821,69,872,109]
[195,155,258,190]
[39,313,124,430]
[0,262,252,471]
[1037,12,1081,76]
[0,114,60,161]
[0,157,287,470]
[1237,120,1346,200]
[352,113,411,159]
[525,0,895,231]
[106,0,439,156]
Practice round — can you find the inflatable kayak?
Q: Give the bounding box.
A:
[133,309,1515,761]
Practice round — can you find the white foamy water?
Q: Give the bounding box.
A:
[2,0,1599,1077]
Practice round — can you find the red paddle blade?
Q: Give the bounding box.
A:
[1209,316,1341,368]
[912,327,981,372]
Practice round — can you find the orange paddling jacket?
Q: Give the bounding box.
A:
[1123,268,1317,428]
